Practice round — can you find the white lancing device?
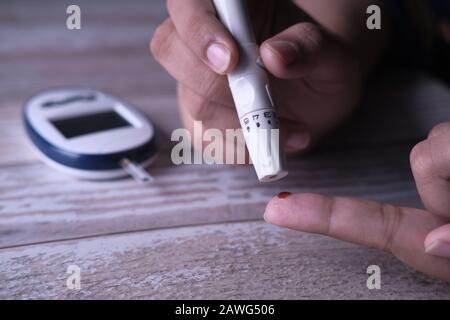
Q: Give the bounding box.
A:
[213,0,288,182]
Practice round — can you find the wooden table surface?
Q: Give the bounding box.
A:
[1,0,450,299]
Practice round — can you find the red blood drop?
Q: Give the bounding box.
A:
[277,192,292,199]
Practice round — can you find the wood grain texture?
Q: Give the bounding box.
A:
[1,0,450,299]
[1,222,450,300]
[0,143,423,249]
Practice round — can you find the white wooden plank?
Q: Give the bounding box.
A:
[1,222,448,299]
[1,0,450,297]
[0,55,176,102]
[0,142,422,248]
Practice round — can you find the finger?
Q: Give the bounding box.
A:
[281,120,311,154]
[166,0,239,74]
[178,83,239,129]
[150,18,233,107]
[425,224,450,259]
[265,193,450,281]
[428,121,450,138]
[410,126,450,218]
[177,84,252,164]
[265,193,411,252]
[260,22,359,89]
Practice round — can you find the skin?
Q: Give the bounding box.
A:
[150,0,389,154]
[265,123,450,282]
[151,1,450,281]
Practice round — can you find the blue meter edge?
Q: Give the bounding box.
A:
[23,88,159,180]
[24,117,158,171]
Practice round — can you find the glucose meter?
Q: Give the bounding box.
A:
[24,88,158,182]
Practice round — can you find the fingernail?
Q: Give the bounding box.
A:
[206,42,231,74]
[284,129,311,152]
[425,239,450,258]
[266,40,299,65]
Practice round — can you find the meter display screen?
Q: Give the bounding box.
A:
[51,111,131,139]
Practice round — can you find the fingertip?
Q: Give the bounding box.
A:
[260,23,324,79]
[206,42,232,74]
[424,229,438,249]
[262,40,300,67]
[283,126,311,154]
[428,122,450,139]
[210,43,240,75]
[260,40,304,79]
[425,239,450,259]
[424,224,450,250]
[264,191,294,226]
[264,193,329,234]
[166,0,239,75]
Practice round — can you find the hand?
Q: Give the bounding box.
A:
[265,123,450,282]
[150,0,370,154]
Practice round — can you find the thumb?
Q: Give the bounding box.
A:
[260,22,357,83]
[425,224,450,259]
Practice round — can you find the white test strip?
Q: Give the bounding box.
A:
[120,158,154,184]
